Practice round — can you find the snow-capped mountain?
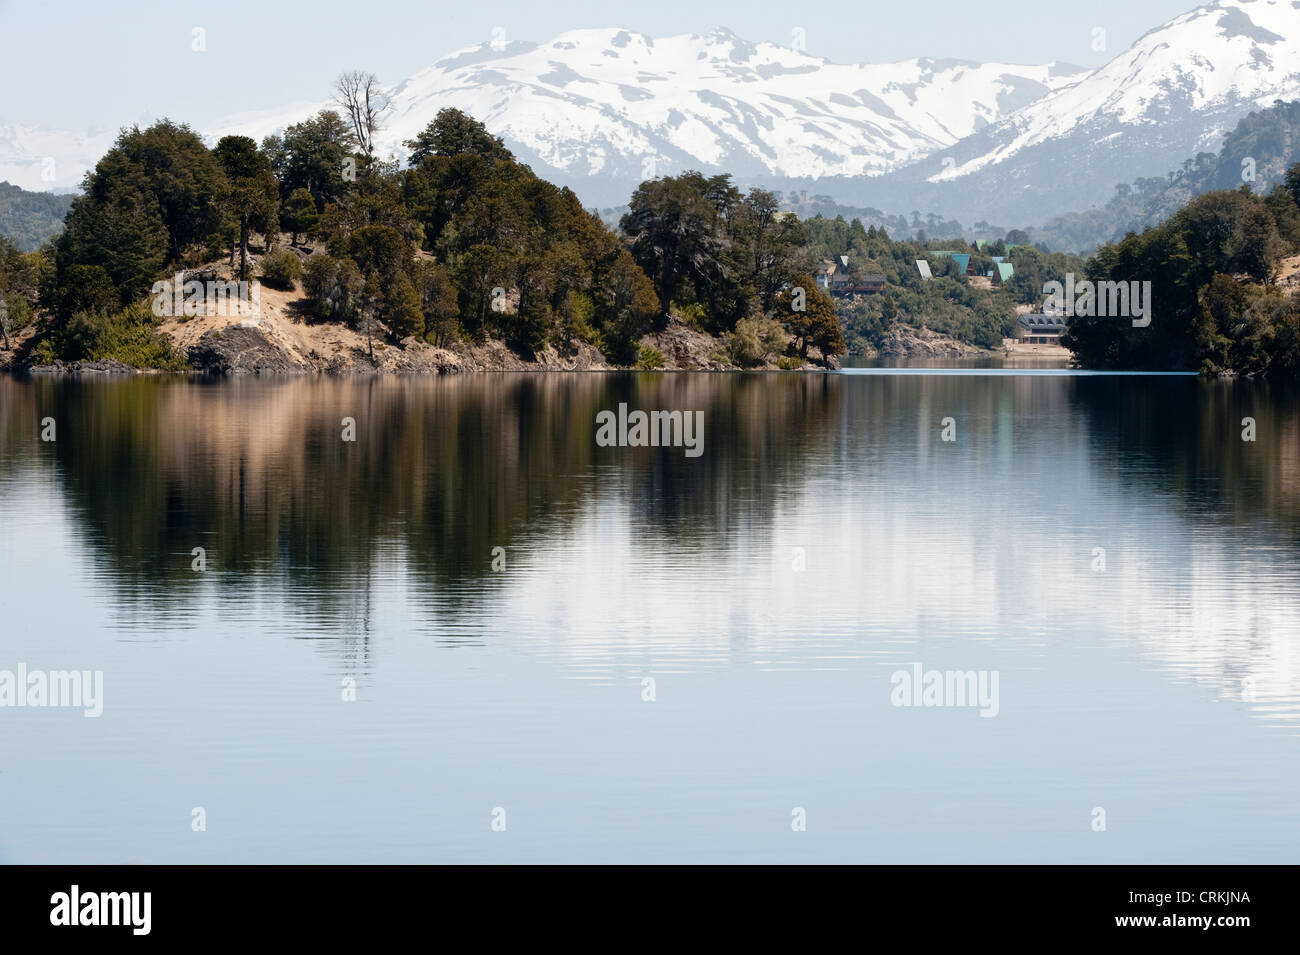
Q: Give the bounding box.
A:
[898,0,1300,222]
[5,1,1300,227]
[219,27,1081,205]
[0,124,116,194]
[394,30,1079,179]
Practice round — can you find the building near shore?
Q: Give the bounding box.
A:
[1016,313,1067,344]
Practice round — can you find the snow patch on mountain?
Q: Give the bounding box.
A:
[931,0,1300,183]
[207,27,1080,189]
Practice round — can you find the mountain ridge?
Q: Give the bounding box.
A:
[5,3,1300,230]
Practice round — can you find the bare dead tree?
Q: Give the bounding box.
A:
[334,71,390,157]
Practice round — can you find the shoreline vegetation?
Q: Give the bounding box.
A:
[1,77,1300,378]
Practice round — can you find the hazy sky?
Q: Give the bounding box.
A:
[0,0,1202,129]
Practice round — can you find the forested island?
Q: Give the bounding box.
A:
[1,74,1299,377]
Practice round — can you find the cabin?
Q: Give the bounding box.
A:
[916,260,932,280]
[816,255,853,291]
[1016,313,1066,344]
[992,261,1015,285]
[818,256,886,295]
[831,273,886,294]
[928,251,975,277]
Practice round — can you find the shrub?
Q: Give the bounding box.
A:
[302,254,361,322]
[726,315,786,367]
[261,250,302,290]
[60,302,187,369]
[1,293,33,335]
[675,302,707,330]
[635,345,665,369]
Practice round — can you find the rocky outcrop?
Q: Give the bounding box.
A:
[460,338,609,372]
[640,318,731,370]
[188,325,312,375]
[865,325,990,360]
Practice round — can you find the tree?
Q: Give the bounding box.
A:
[320,159,422,248]
[775,273,842,362]
[414,260,460,346]
[52,122,220,307]
[1227,203,1283,281]
[807,293,847,362]
[0,237,32,348]
[116,121,226,262]
[263,111,352,208]
[213,136,279,279]
[49,264,120,320]
[726,316,786,367]
[404,108,512,165]
[621,172,734,324]
[303,255,363,323]
[56,164,168,305]
[0,234,41,349]
[1286,162,1300,210]
[453,243,509,338]
[509,251,557,354]
[334,71,390,157]
[342,224,412,280]
[281,188,320,246]
[592,249,660,363]
[358,275,383,357]
[735,188,805,312]
[382,269,424,341]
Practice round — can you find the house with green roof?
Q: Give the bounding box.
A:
[928,251,974,277]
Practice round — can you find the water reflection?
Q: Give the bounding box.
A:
[1,371,1298,729]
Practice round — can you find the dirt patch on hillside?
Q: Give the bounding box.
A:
[1277,254,1300,291]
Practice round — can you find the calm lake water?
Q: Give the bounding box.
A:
[1,370,1298,863]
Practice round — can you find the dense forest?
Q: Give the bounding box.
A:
[0,78,850,371]
[1032,100,1300,254]
[0,181,74,253]
[1065,173,1300,375]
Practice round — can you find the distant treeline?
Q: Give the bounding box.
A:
[0,181,73,252]
[1032,100,1300,254]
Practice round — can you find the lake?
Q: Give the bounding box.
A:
[1,370,1298,863]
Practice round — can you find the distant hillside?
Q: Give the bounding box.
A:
[0,181,73,251]
[1031,100,1300,253]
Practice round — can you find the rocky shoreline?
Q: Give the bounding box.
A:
[8,317,852,377]
[5,301,1002,377]
[853,324,992,360]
